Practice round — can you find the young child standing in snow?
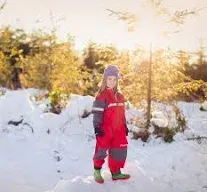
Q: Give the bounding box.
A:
[92,64,130,183]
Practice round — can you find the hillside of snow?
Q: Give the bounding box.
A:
[0,89,207,192]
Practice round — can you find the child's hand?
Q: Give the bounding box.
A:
[95,127,104,137]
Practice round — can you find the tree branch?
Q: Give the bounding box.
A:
[169,7,207,26]
[186,136,207,144]
[0,1,6,11]
[107,2,207,35]
[106,9,138,31]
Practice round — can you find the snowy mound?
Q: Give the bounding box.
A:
[126,101,181,134]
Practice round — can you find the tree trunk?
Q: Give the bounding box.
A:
[146,44,152,129]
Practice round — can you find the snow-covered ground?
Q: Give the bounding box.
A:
[0,89,207,192]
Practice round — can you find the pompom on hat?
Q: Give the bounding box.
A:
[103,64,120,78]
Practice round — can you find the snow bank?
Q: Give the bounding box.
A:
[64,94,94,118]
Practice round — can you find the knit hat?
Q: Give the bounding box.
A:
[103,64,120,78]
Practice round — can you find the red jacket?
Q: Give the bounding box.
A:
[92,88,127,137]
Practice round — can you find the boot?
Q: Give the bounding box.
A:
[112,171,130,180]
[94,169,104,183]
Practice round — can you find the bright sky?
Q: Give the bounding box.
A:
[0,0,207,51]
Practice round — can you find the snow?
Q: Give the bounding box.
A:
[0,89,207,192]
[200,101,207,111]
[126,101,183,133]
[66,94,94,118]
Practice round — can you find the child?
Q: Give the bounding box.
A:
[92,64,130,184]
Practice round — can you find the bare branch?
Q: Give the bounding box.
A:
[146,0,169,15]
[106,9,138,32]
[146,0,207,27]
[107,2,207,34]
[168,8,207,26]
[0,1,6,11]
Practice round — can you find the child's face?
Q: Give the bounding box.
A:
[106,76,117,89]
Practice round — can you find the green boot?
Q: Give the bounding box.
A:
[94,169,104,183]
[112,172,130,180]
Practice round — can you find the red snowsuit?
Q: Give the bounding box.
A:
[92,88,128,174]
